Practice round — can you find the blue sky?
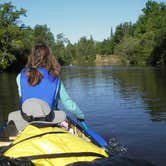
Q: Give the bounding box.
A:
[2,0,165,43]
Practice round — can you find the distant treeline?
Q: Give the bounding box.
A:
[0,1,166,71]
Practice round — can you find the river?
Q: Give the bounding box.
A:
[0,66,166,166]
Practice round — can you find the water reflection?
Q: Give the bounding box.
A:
[62,66,166,122]
[60,66,166,166]
[110,67,166,121]
[1,67,166,121]
[0,72,19,121]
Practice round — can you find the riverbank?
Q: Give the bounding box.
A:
[72,54,127,66]
[95,54,127,66]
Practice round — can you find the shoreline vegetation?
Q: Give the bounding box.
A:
[0,1,166,72]
[71,55,127,66]
[95,54,127,66]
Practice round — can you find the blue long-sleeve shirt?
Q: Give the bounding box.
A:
[16,74,85,119]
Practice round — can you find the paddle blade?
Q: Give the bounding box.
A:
[86,128,108,147]
[81,122,108,147]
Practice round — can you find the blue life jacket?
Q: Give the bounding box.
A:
[20,68,59,109]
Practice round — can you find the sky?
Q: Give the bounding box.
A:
[2,0,165,43]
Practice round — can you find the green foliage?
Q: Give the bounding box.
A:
[148,29,166,65]
[9,26,35,70]
[34,24,55,46]
[111,0,166,65]
[0,2,26,70]
[134,1,166,65]
[1,0,166,70]
[74,36,96,64]
[114,36,140,64]
[96,39,114,55]
[53,33,70,65]
[0,2,26,26]
[0,50,16,70]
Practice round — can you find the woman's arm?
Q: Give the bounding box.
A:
[58,80,85,120]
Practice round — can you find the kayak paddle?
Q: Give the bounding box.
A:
[80,121,108,148]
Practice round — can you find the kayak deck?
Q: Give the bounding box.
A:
[0,119,91,149]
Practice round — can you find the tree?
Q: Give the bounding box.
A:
[148,29,166,65]
[96,39,114,55]
[114,36,140,64]
[133,0,166,65]
[9,26,34,70]
[110,27,113,39]
[33,24,55,47]
[53,33,70,65]
[75,36,96,64]
[0,2,26,70]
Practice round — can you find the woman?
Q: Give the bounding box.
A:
[8,44,85,131]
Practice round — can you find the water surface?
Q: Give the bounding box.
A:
[0,66,166,166]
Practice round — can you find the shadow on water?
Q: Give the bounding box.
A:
[110,66,166,122]
[0,72,19,122]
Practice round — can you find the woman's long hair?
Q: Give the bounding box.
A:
[26,44,61,86]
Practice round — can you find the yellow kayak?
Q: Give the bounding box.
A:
[0,117,109,166]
